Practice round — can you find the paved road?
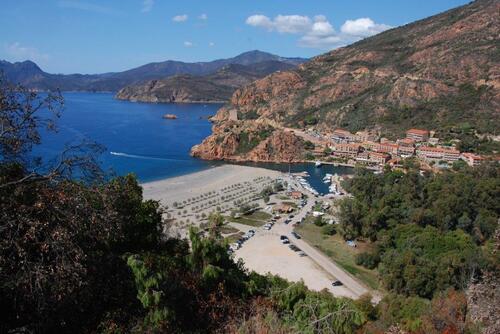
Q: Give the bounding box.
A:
[282,175,381,302]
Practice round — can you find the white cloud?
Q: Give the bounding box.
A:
[141,0,154,13]
[341,18,392,38]
[4,42,50,64]
[208,42,215,47]
[199,13,208,20]
[246,14,311,34]
[172,14,188,22]
[183,41,193,47]
[246,14,392,50]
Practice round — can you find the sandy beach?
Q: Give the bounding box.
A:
[142,164,281,204]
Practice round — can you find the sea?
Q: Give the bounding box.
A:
[34,92,352,192]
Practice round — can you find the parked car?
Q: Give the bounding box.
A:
[332,280,343,286]
[291,231,301,239]
[298,251,306,257]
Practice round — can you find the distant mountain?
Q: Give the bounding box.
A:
[115,61,298,103]
[0,51,306,92]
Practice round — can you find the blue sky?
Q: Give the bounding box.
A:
[0,0,470,74]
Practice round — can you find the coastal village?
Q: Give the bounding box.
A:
[296,127,489,170]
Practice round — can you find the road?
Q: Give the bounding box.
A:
[283,175,381,302]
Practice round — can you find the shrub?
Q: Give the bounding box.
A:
[355,252,380,269]
[321,224,337,236]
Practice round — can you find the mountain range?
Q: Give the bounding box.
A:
[0,50,306,92]
[191,0,500,162]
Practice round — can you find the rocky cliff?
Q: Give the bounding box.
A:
[191,0,500,162]
[115,61,298,103]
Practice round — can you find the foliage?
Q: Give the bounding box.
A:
[378,225,483,298]
[321,224,337,236]
[304,140,315,150]
[355,252,380,270]
[339,165,500,243]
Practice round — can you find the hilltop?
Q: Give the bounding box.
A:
[192,0,500,162]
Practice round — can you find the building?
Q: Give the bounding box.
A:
[289,191,304,200]
[461,153,484,167]
[376,142,399,155]
[369,152,391,164]
[398,145,415,157]
[355,130,377,142]
[273,204,294,213]
[332,129,356,143]
[355,151,390,165]
[331,143,361,158]
[416,146,460,162]
[406,128,430,142]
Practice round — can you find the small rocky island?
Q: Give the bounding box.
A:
[163,114,177,120]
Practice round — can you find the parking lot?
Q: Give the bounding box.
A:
[232,220,358,298]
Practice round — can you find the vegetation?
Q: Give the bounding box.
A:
[337,165,499,299]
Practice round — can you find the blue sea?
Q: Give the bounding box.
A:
[34,92,223,182]
[34,92,352,190]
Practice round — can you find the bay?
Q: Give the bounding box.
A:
[33,92,223,182]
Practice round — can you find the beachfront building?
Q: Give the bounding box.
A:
[406,128,430,142]
[461,153,484,167]
[355,151,390,165]
[368,152,391,164]
[331,143,361,158]
[332,129,356,143]
[416,146,460,162]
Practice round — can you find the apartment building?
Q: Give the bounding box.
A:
[406,128,430,142]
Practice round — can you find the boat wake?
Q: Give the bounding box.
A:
[110,151,189,162]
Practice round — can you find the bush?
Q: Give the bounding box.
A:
[321,224,337,236]
[355,252,380,269]
[313,216,326,227]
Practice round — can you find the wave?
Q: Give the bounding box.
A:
[109,151,190,162]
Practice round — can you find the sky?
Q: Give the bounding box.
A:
[0,0,471,74]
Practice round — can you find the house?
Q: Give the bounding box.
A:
[290,191,304,200]
[461,153,484,167]
[416,146,460,162]
[406,128,430,142]
[274,204,294,213]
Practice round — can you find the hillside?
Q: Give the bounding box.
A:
[191,0,500,162]
[115,61,297,103]
[0,50,306,92]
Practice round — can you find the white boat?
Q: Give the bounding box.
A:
[315,161,322,167]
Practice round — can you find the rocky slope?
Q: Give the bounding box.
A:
[192,0,500,162]
[0,51,306,92]
[115,61,297,103]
